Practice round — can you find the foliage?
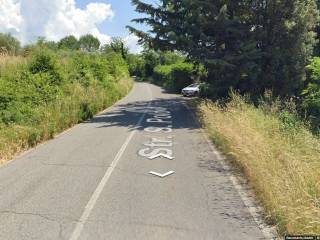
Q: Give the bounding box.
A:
[58,35,79,50]
[126,54,145,77]
[129,0,319,97]
[0,47,132,162]
[197,94,320,235]
[302,57,320,131]
[103,37,129,59]
[0,33,20,55]
[36,37,59,51]
[79,34,100,52]
[153,62,194,92]
[141,49,161,77]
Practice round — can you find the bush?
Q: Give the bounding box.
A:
[153,64,172,85]
[302,57,320,130]
[153,62,194,92]
[0,33,20,55]
[126,54,145,78]
[0,48,132,163]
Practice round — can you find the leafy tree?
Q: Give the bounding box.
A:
[314,0,320,55]
[102,37,129,59]
[126,53,146,77]
[110,37,129,59]
[58,35,79,50]
[0,33,20,55]
[128,0,319,97]
[128,0,263,96]
[35,37,58,51]
[256,0,319,96]
[141,48,161,77]
[79,34,100,52]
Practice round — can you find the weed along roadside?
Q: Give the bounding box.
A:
[0,49,133,165]
[194,97,320,235]
[138,102,175,178]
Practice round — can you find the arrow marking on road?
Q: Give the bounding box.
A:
[148,153,174,160]
[149,171,175,178]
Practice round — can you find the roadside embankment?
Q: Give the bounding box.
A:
[0,50,133,164]
[194,94,320,235]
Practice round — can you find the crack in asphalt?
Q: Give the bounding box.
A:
[0,210,82,240]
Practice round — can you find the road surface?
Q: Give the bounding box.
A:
[0,83,267,239]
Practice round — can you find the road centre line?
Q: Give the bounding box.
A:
[69,85,152,240]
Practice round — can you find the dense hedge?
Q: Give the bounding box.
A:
[303,57,320,131]
[0,48,132,161]
[152,62,194,92]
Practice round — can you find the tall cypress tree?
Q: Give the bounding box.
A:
[128,0,319,97]
[256,0,319,96]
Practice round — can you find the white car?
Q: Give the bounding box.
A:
[181,84,200,97]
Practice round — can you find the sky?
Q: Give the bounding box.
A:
[0,0,152,53]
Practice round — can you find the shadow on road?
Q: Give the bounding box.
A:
[85,98,199,131]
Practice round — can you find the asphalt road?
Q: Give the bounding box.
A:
[0,83,267,240]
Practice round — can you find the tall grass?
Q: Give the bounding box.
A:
[196,94,320,235]
[0,50,133,163]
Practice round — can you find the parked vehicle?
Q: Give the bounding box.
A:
[181,84,200,97]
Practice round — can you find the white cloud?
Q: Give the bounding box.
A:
[0,0,23,36]
[123,34,143,54]
[0,0,114,45]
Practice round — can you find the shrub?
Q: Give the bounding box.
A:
[302,57,320,130]
[126,54,146,78]
[0,48,132,163]
[29,49,62,85]
[153,64,172,85]
[153,62,194,92]
[0,33,20,55]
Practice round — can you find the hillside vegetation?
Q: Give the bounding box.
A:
[129,0,320,235]
[197,95,320,235]
[0,38,132,163]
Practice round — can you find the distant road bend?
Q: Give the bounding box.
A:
[0,83,269,239]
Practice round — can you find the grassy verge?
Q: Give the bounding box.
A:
[194,94,320,235]
[0,51,133,164]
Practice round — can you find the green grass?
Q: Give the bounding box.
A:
[0,50,133,163]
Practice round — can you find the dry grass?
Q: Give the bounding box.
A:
[0,55,27,66]
[196,96,320,235]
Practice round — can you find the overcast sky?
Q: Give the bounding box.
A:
[0,0,152,53]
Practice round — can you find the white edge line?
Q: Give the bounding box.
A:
[69,84,153,240]
[183,102,278,240]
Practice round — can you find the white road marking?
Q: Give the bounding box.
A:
[149,171,175,178]
[69,85,152,240]
[148,153,174,160]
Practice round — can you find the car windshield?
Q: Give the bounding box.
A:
[188,84,198,87]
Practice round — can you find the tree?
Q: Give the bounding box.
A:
[256,0,319,96]
[126,53,146,77]
[128,0,319,97]
[0,33,20,55]
[314,0,320,56]
[141,47,161,77]
[128,0,264,97]
[102,37,129,59]
[58,35,79,50]
[79,34,100,52]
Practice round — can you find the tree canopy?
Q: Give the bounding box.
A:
[79,34,100,52]
[0,33,21,55]
[58,35,79,50]
[128,0,319,97]
[102,37,129,59]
